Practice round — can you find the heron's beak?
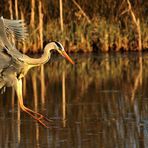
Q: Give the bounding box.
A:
[61,51,75,65]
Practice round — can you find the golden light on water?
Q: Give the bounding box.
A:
[0,53,147,147]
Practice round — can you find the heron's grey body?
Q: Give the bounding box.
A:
[0,51,23,90]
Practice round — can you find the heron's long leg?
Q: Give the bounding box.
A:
[14,78,52,128]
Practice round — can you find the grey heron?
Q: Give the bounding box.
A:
[0,16,74,128]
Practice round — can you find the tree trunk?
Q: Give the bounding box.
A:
[38,0,43,49]
[59,0,64,32]
[127,0,142,51]
[15,0,18,19]
[20,10,27,53]
[30,0,35,28]
[9,0,13,19]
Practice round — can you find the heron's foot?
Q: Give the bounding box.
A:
[22,106,53,128]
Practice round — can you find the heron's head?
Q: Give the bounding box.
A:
[54,41,74,65]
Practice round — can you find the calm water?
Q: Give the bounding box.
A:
[0,53,148,148]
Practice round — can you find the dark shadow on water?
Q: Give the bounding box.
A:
[0,52,148,147]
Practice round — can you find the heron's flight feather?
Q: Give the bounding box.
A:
[2,17,28,41]
[0,17,27,58]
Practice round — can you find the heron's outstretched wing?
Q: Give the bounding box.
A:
[0,16,28,58]
[3,17,28,41]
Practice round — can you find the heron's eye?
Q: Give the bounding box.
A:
[55,42,64,51]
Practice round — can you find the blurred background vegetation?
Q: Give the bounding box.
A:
[0,0,148,53]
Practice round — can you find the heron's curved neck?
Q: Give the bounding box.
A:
[21,43,56,65]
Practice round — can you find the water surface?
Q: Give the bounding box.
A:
[0,53,148,148]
